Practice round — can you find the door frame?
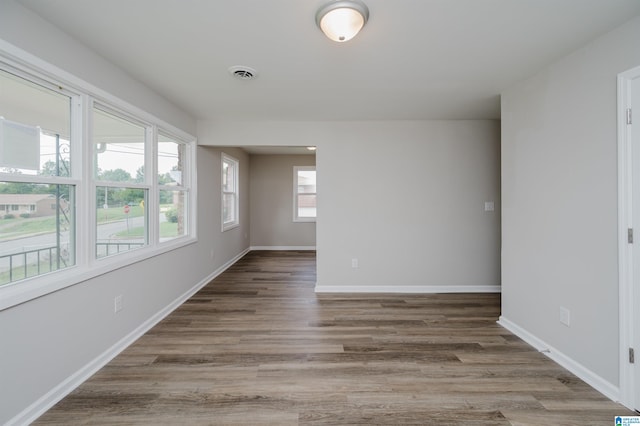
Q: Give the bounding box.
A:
[618,65,640,411]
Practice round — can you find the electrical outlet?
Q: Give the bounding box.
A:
[351,258,359,268]
[484,201,495,212]
[560,306,570,327]
[114,295,123,313]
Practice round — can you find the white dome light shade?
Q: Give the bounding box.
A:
[316,1,369,42]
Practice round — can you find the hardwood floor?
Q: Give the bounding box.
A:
[35,250,634,425]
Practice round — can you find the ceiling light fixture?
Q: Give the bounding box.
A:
[307,146,317,151]
[315,0,369,42]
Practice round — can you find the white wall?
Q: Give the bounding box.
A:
[200,146,251,262]
[501,15,640,393]
[316,121,501,291]
[250,154,316,248]
[200,119,502,292]
[0,2,250,423]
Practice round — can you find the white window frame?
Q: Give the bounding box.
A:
[0,62,82,289]
[221,153,239,231]
[157,130,191,242]
[293,166,316,223]
[91,102,151,259]
[0,43,197,311]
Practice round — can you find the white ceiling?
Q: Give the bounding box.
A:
[16,0,640,123]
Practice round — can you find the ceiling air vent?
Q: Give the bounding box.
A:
[228,66,258,80]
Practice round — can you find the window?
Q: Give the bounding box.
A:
[0,68,77,286]
[0,53,196,310]
[93,105,148,258]
[293,166,316,222]
[221,153,239,231]
[158,133,189,241]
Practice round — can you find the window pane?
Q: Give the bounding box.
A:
[158,134,184,185]
[297,194,317,218]
[96,187,147,258]
[222,160,235,193]
[0,182,75,286]
[221,154,238,230]
[0,69,71,176]
[294,167,316,221]
[222,193,236,224]
[93,108,145,183]
[297,170,316,193]
[160,189,187,240]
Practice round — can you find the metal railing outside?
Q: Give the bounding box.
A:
[0,240,144,286]
[0,245,63,285]
[96,241,145,258]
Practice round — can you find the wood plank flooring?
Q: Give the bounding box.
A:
[35,250,635,425]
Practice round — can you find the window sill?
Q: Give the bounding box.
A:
[293,218,316,223]
[0,236,197,311]
[222,222,240,232]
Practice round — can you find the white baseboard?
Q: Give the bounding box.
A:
[250,246,316,251]
[497,316,620,403]
[9,247,250,426]
[315,284,501,293]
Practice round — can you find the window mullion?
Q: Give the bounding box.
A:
[159,184,187,191]
[97,182,149,190]
[148,126,158,246]
[73,93,88,268]
[86,96,98,264]
[0,174,80,185]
